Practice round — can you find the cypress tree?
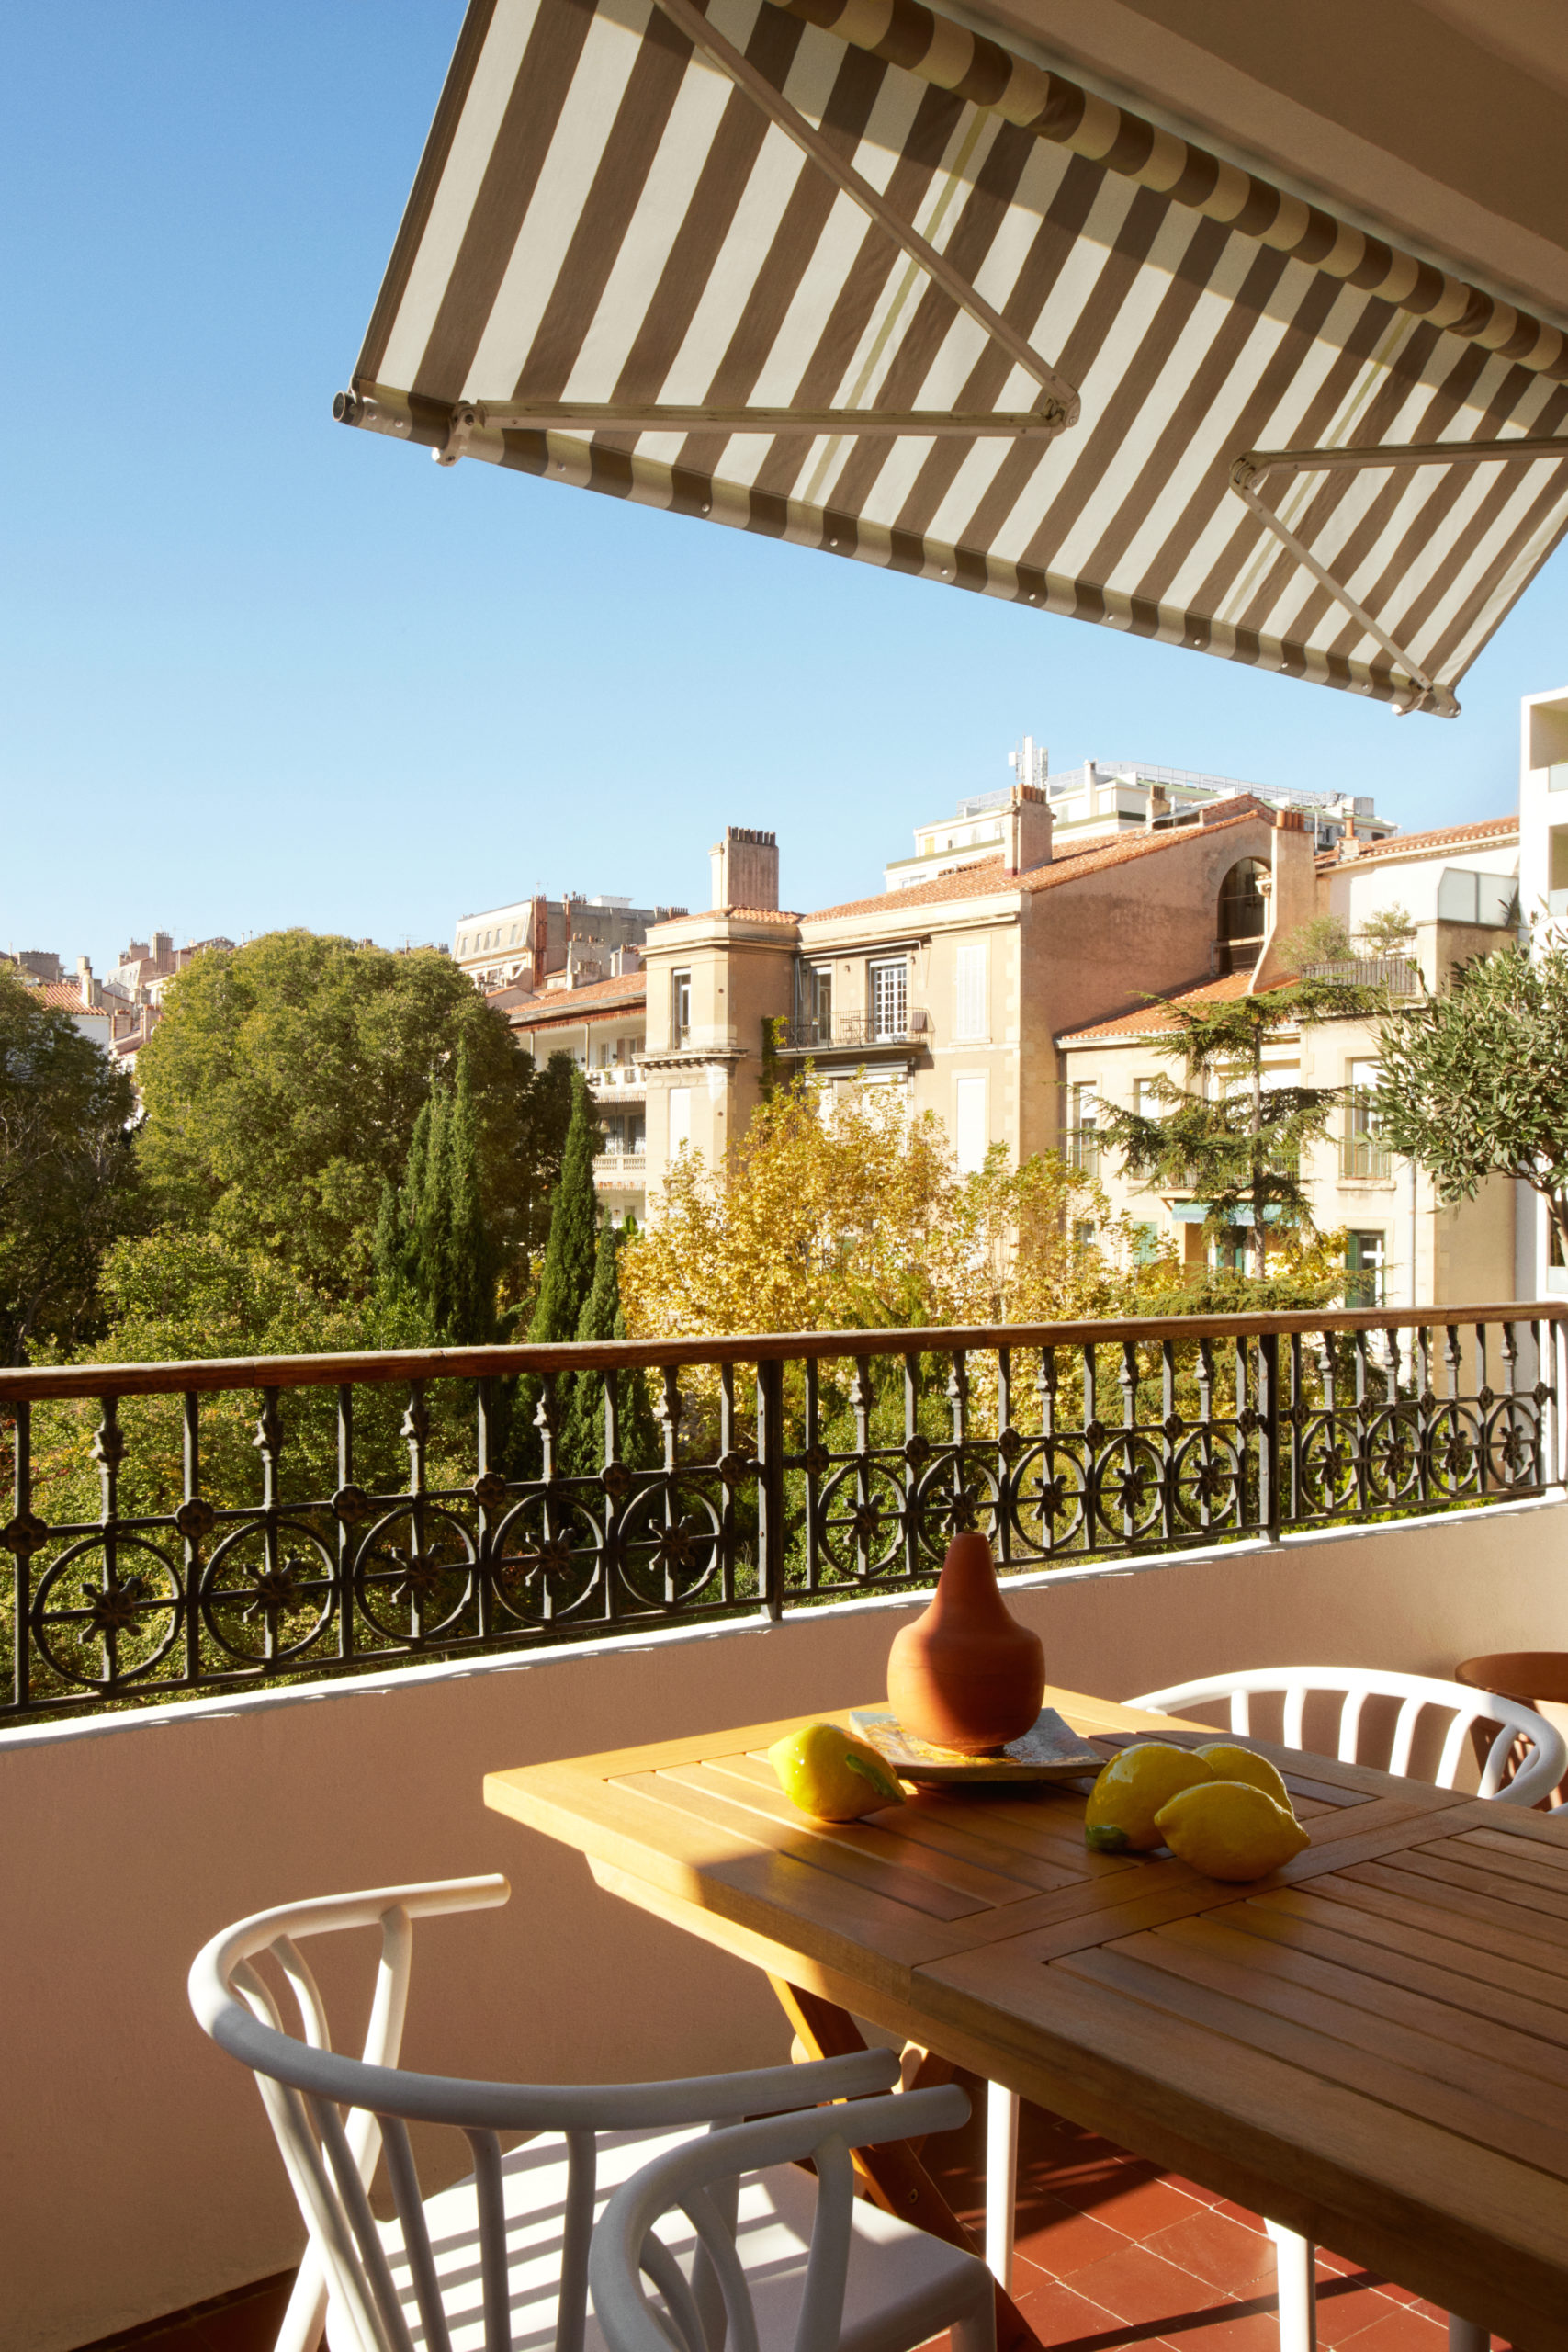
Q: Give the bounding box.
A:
[559,1222,621,1476]
[529,1069,599,1343]
[373,1048,498,1343]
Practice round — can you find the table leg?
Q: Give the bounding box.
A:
[769,1977,1043,2352]
[1447,2320,1488,2352]
[1266,2219,1317,2352]
[986,2082,1019,2290]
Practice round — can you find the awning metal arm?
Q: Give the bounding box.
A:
[645,0,1079,434]
[453,401,1066,441]
[1229,434,1568,719]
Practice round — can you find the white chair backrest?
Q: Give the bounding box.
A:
[1125,1668,1566,1807]
[188,1878,901,2352]
[588,2088,970,2352]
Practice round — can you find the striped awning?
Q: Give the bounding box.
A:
[340,0,1568,717]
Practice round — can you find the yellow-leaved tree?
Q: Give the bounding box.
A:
[620,1074,1179,1341]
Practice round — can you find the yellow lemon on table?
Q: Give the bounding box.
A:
[769,1723,905,1822]
[1155,1780,1311,1881]
[1084,1742,1213,1852]
[1195,1743,1294,1813]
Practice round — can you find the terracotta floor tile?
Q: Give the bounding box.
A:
[1015,2191,1137,2276]
[1055,2167,1215,2238]
[1330,2305,1447,2352]
[1140,2210,1278,2295]
[1011,2274,1165,2350]
[1313,2276,1406,2346]
[1163,2175,1227,2209]
[1151,2303,1285,2352]
[1058,2244,1228,2330]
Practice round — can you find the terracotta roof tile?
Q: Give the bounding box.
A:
[1058,967,1305,1045]
[1315,814,1517,869]
[506,974,648,1027]
[807,804,1270,923]
[28,980,107,1014]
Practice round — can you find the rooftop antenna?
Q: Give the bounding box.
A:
[1008,734,1048,791]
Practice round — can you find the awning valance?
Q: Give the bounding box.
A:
[340,0,1568,716]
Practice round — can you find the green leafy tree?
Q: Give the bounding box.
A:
[134,930,570,1296]
[1359,904,1416,956]
[0,969,138,1363]
[1282,914,1352,967]
[1096,982,1373,1283]
[1373,941,1568,1258]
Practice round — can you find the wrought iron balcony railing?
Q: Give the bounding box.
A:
[774,1012,928,1051]
[1062,1128,1100,1177]
[1,1304,1560,1721]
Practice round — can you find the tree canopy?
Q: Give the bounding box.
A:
[134,930,572,1295]
[1373,941,1568,1252]
[620,1073,1175,1340]
[0,969,138,1363]
[1094,981,1371,1286]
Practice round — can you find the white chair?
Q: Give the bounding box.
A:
[188,1875,987,2352]
[589,2094,996,2352]
[1127,1665,1566,1810]
[1124,1667,1568,2352]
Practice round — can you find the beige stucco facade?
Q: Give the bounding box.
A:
[1059,816,1524,1309]
[640,794,1287,1199]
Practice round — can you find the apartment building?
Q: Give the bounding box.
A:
[452,893,682,995]
[1057,815,1522,1309]
[886,752,1394,892]
[509,973,649,1225]
[638,797,1292,1202]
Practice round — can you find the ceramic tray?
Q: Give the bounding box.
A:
[850,1705,1106,1784]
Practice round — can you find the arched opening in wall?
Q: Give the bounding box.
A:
[1216,859,1269,975]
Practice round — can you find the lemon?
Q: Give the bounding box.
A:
[1084,1742,1214,1852]
[1155,1780,1311,1880]
[1195,1743,1294,1813]
[769,1723,905,1821]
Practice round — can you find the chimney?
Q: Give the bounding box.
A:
[710,826,779,911]
[77,956,100,1009]
[1003,784,1053,874]
[530,894,548,987]
[152,931,173,969]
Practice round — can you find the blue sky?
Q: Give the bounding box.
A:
[7,4,1567,974]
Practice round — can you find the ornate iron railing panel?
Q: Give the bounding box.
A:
[2,1305,1562,1719]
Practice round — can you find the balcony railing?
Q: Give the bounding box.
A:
[1063,1127,1100,1177]
[589,1065,645,1092]
[1340,1134,1393,1181]
[774,1012,929,1051]
[0,1304,1561,1721]
[1302,957,1421,994]
[592,1152,646,1184]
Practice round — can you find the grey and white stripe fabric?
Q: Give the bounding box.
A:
[342,0,1568,715]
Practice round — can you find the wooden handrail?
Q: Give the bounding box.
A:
[1,1303,1560,1404]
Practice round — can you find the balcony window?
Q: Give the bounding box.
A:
[802,966,831,1045]
[871,958,908,1042]
[671,967,692,1047]
[953,942,987,1042]
[1341,1057,1392,1181]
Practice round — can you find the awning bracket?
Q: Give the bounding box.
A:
[648,0,1077,431]
[1230,435,1568,718]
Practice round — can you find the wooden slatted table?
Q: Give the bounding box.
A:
[486,1686,1568,2351]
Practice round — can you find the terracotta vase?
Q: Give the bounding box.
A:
[886,1532,1045,1755]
